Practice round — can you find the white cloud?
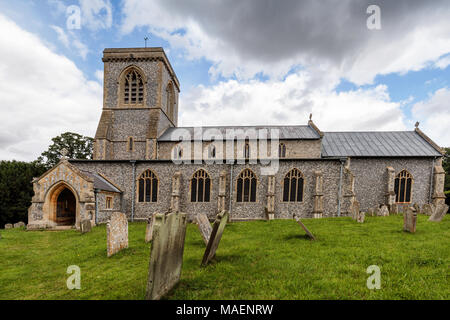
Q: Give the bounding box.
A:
[0,14,102,161]
[434,55,450,70]
[179,71,406,133]
[79,0,113,31]
[121,0,450,84]
[50,25,89,59]
[95,69,103,82]
[412,88,450,147]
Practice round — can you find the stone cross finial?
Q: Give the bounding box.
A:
[61,148,69,159]
[415,121,419,128]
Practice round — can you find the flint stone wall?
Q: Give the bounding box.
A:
[71,159,342,221]
[350,158,434,212]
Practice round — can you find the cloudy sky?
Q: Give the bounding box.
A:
[0,0,449,161]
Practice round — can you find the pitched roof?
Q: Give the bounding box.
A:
[158,125,321,141]
[321,131,442,157]
[81,171,121,193]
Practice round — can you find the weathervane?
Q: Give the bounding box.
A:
[144,36,149,48]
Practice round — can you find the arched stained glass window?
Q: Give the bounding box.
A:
[394,170,413,203]
[191,169,211,202]
[236,169,257,202]
[283,168,304,202]
[138,169,158,203]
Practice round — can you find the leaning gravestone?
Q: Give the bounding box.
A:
[80,219,92,234]
[403,207,417,233]
[294,214,316,240]
[428,204,449,222]
[13,222,25,228]
[106,212,128,257]
[422,203,434,216]
[195,213,212,246]
[5,224,13,229]
[145,213,156,243]
[201,210,229,266]
[146,211,188,300]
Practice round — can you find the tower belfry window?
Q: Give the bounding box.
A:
[123,69,144,105]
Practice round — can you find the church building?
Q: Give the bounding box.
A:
[27,47,446,230]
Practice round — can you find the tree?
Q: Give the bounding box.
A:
[0,160,46,227]
[38,132,93,169]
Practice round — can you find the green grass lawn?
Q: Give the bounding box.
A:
[0,215,449,300]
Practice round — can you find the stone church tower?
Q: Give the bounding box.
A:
[93,48,180,160]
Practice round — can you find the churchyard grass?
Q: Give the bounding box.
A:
[0,215,448,299]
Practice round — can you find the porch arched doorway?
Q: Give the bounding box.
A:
[56,188,76,225]
[48,183,78,227]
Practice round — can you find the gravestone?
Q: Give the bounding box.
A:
[356,211,365,223]
[294,215,316,240]
[5,224,12,229]
[146,211,188,300]
[367,208,374,216]
[422,203,434,216]
[145,213,156,243]
[390,204,399,215]
[377,205,389,217]
[201,210,229,266]
[403,207,417,233]
[428,204,449,222]
[80,219,92,234]
[351,200,360,220]
[195,213,212,245]
[413,203,421,214]
[106,212,128,257]
[13,222,25,228]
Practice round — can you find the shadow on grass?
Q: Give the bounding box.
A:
[283,233,316,241]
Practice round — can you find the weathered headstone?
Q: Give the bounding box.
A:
[146,211,188,300]
[390,204,399,215]
[356,211,365,223]
[4,224,12,229]
[378,205,389,217]
[428,204,449,222]
[106,212,128,257]
[145,214,155,243]
[422,203,434,216]
[13,222,25,228]
[80,219,92,234]
[403,207,417,233]
[413,203,421,214]
[201,210,229,266]
[367,208,374,217]
[351,200,360,220]
[195,213,212,245]
[294,215,316,240]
